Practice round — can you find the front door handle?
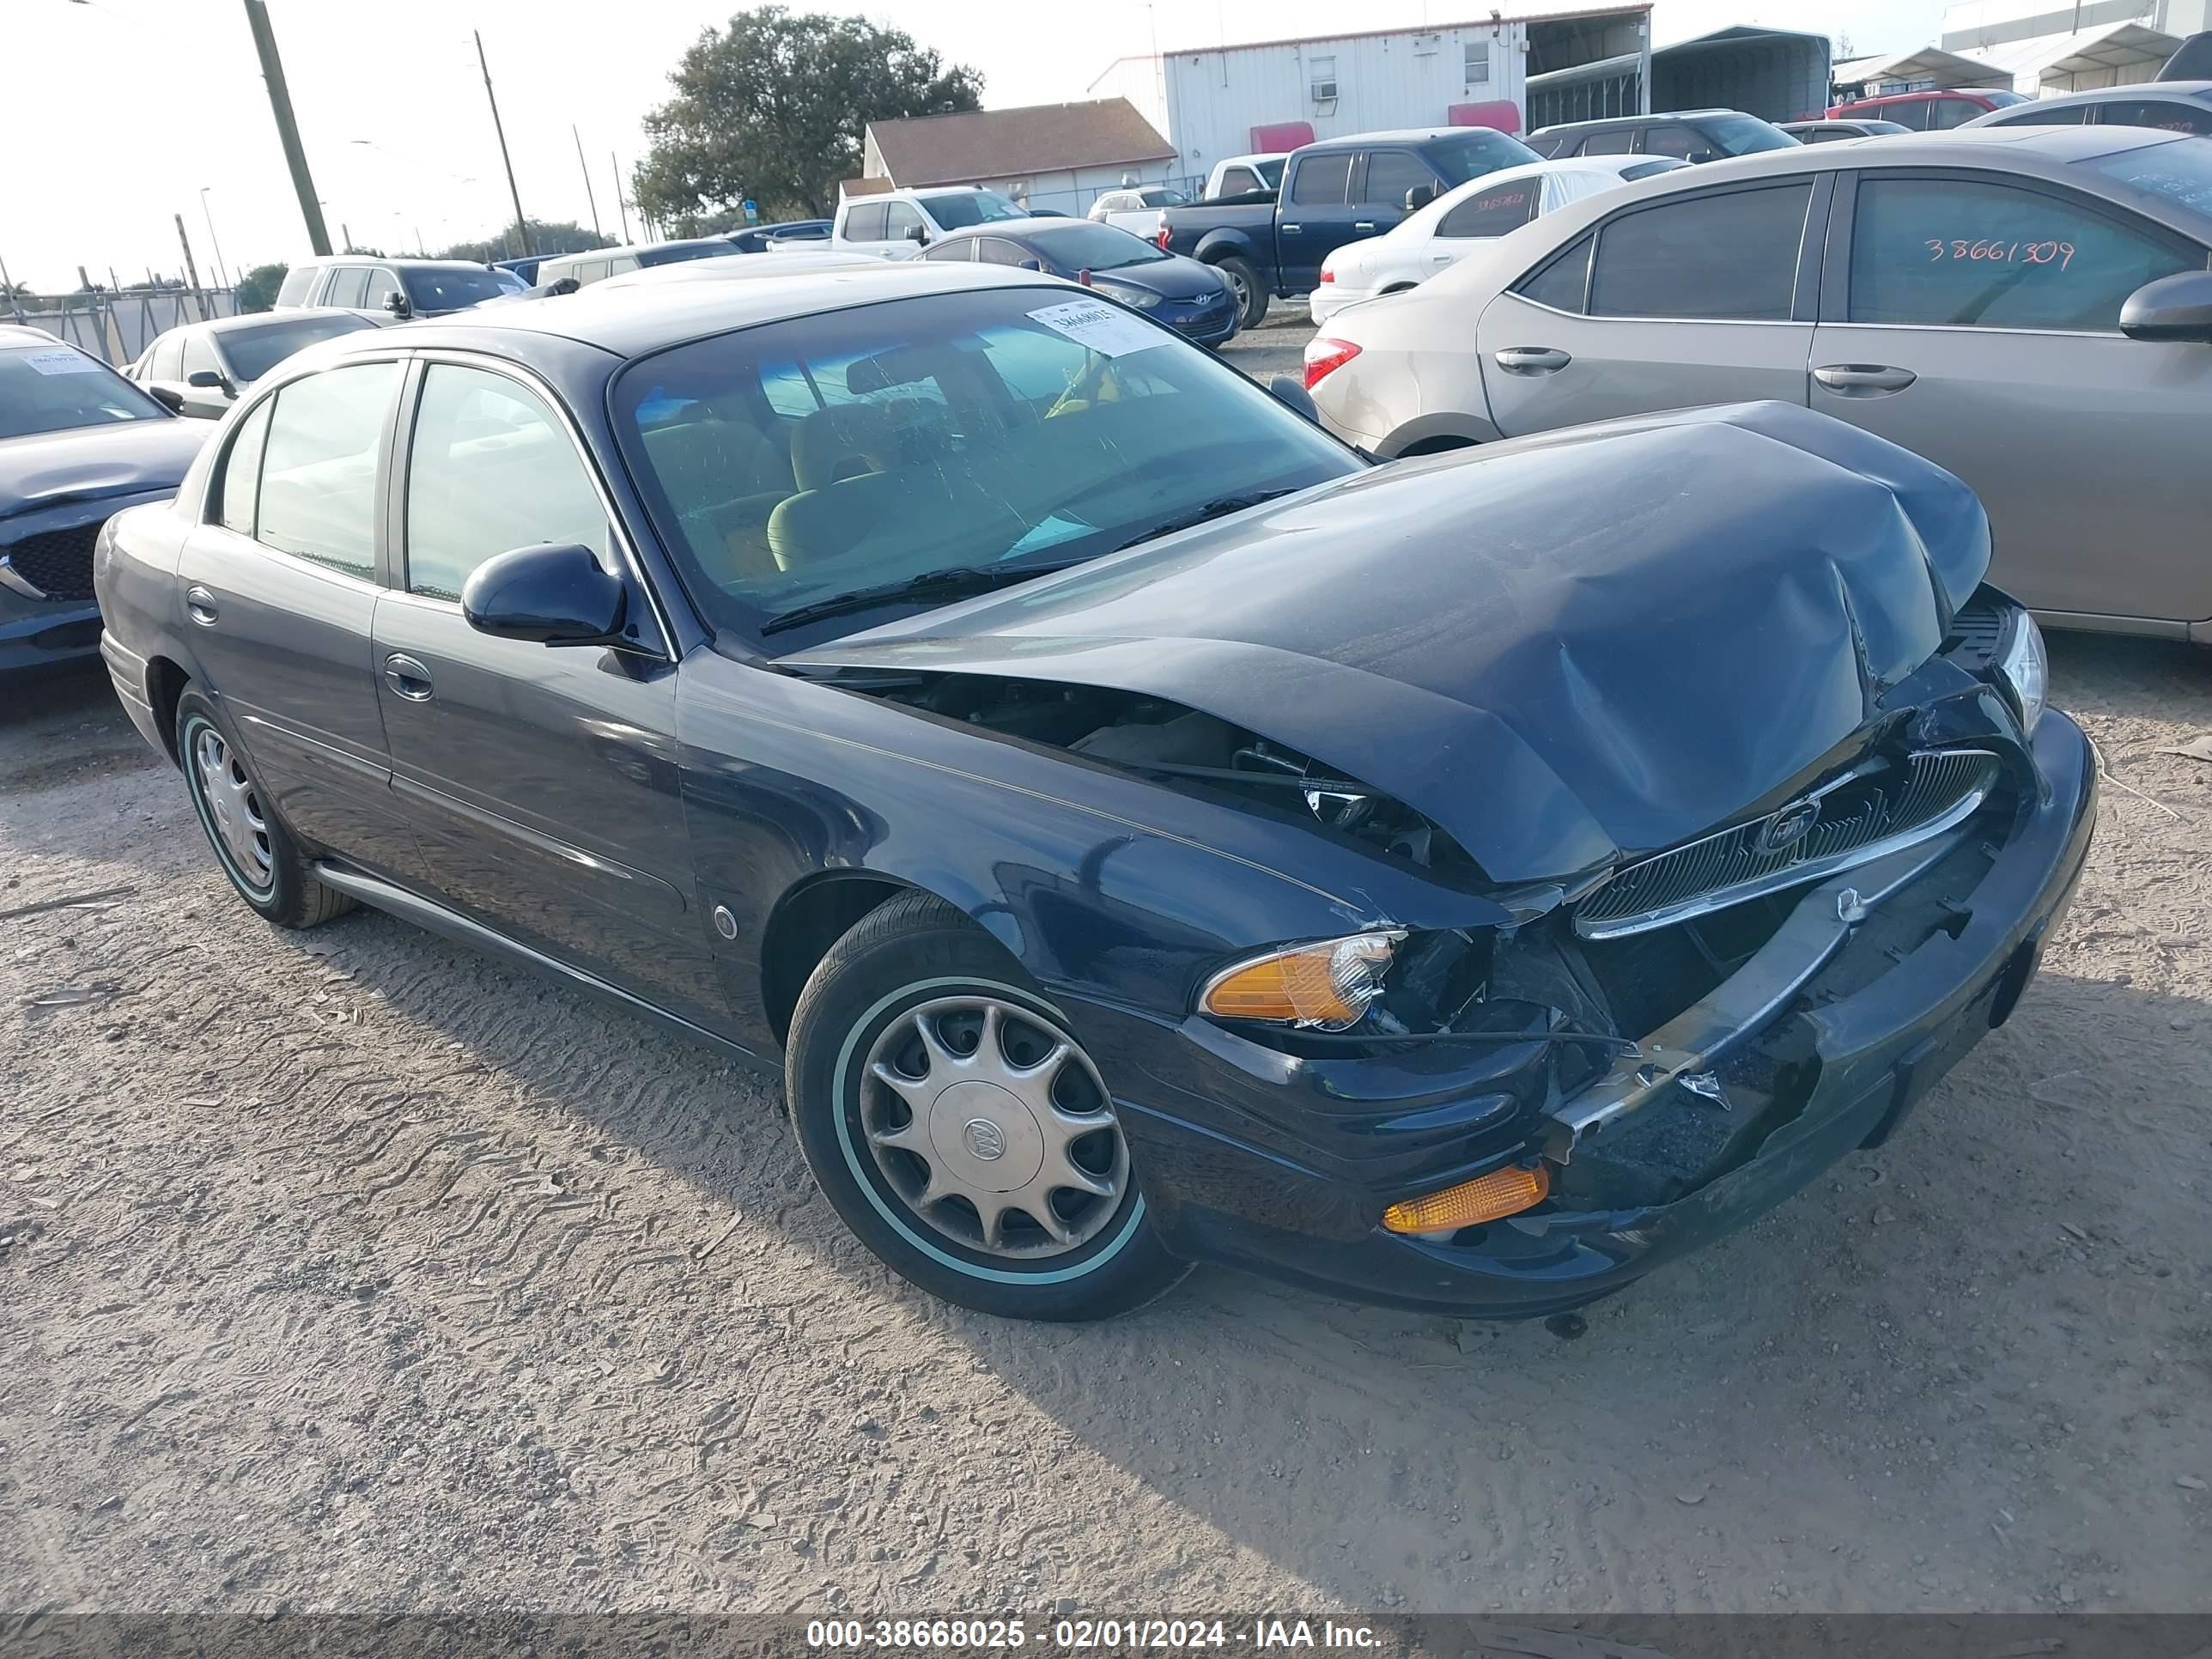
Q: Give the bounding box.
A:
[1814,363,1917,395]
[185,585,218,626]
[1279,223,1302,234]
[1354,221,1377,233]
[383,653,434,702]
[1494,346,1572,374]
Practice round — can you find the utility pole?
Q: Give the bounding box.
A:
[574,126,601,239]
[611,151,633,243]
[174,214,210,321]
[342,222,355,253]
[199,188,232,289]
[475,30,532,258]
[241,0,332,256]
[0,252,24,325]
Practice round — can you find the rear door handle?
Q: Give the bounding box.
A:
[383,653,434,702]
[185,585,218,626]
[1279,223,1302,234]
[1814,363,1917,395]
[1354,221,1377,233]
[1494,346,1572,374]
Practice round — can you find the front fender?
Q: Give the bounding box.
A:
[672,652,1506,1053]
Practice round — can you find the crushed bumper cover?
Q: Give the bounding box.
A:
[1083,710,2096,1318]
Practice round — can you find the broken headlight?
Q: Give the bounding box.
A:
[1200,931,1406,1030]
[1994,608,2048,734]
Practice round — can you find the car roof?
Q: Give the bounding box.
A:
[1300,126,1497,150]
[943,216,1142,239]
[301,256,490,271]
[544,237,731,265]
[180,308,368,337]
[1595,123,2191,179]
[342,259,1070,361]
[594,249,891,291]
[1984,81,2212,110]
[1531,110,1744,136]
[0,324,64,347]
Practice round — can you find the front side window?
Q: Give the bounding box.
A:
[1364,150,1434,210]
[2096,98,2212,137]
[1437,179,1538,238]
[275,266,316,307]
[1289,153,1352,204]
[0,343,168,439]
[611,288,1357,643]
[1847,176,2194,331]
[1580,130,1635,155]
[404,364,611,602]
[884,202,925,242]
[362,268,402,312]
[253,361,400,578]
[1589,181,1811,320]
[179,332,221,382]
[402,266,508,311]
[1219,167,1260,195]
[325,267,372,308]
[1640,125,1699,159]
[215,398,272,536]
[1929,97,1983,131]
[149,336,185,382]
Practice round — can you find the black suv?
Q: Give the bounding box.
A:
[1527,109,1799,162]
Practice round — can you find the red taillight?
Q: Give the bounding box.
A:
[1078,268,1092,287]
[1319,268,1335,283]
[1155,225,1170,250]
[1303,337,1361,390]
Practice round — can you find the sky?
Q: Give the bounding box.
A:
[6,0,1941,292]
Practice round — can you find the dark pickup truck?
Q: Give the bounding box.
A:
[1154,126,1538,326]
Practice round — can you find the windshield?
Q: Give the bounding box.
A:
[222,313,374,382]
[2084,137,2212,227]
[1030,222,1168,270]
[0,343,168,438]
[401,266,509,311]
[640,241,733,267]
[920,191,1025,228]
[1427,130,1543,185]
[611,287,1357,644]
[1983,89,2030,107]
[1697,114,1799,155]
[1139,188,1188,207]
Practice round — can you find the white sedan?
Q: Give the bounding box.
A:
[1309,155,1687,324]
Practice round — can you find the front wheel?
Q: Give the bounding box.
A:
[1214,255,1268,330]
[786,892,1189,1321]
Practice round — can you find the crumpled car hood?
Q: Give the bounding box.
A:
[0,419,210,521]
[788,402,1990,883]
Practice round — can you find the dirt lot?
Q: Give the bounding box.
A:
[3,377,2209,1614]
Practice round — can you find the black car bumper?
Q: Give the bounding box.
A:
[1165,302,1239,347]
[3,493,170,676]
[1078,710,2096,1317]
[0,595,103,676]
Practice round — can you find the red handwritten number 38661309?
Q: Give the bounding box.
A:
[1924,237,2076,270]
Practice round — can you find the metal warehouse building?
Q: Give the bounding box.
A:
[1088,7,1833,184]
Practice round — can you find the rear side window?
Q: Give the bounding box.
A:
[845,202,889,240]
[254,361,399,578]
[404,365,610,602]
[1846,176,2195,331]
[1438,180,1538,238]
[2097,99,2212,137]
[215,399,272,536]
[1518,233,1593,313]
[275,267,316,307]
[1363,149,1432,208]
[1289,153,1352,205]
[1589,182,1811,319]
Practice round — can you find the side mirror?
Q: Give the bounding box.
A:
[1405,184,1437,211]
[461,542,628,647]
[148,385,185,412]
[186,369,225,390]
[382,291,411,318]
[1018,257,1044,272]
[1266,373,1322,425]
[2120,269,2212,343]
[903,224,928,245]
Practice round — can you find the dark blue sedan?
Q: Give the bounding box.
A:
[2,326,210,677]
[923,217,1239,346]
[94,264,2091,1323]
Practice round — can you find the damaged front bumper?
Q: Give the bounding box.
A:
[1078,710,2096,1318]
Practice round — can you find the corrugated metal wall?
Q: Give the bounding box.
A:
[1652,31,1834,123]
[1156,21,1528,179]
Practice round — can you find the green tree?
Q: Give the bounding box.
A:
[635,6,982,224]
[437,218,613,263]
[234,264,289,313]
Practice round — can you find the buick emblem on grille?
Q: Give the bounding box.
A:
[1754,799,1821,857]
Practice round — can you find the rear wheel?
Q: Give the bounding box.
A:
[1215,255,1268,330]
[786,891,1188,1321]
[176,689,354,929]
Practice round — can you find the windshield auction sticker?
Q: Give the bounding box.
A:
[1028,298,1164,358]
[20,348,103,375]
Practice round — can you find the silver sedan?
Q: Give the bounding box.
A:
[1305,127,2212,643]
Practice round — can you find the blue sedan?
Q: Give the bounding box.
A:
[922,217,1239,346]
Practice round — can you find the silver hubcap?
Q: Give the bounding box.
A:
[860,996,1128,1259]
[193,726,272,889]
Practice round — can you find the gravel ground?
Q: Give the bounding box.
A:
[3,443,2209,1617]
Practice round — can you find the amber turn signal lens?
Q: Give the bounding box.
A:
[1200,933,1401,1030]
[1382,1164,1551,1235]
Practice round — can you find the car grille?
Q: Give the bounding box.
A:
[1574,748,2002,939]
[1,522,101,602]
[1943,593,2006,672]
